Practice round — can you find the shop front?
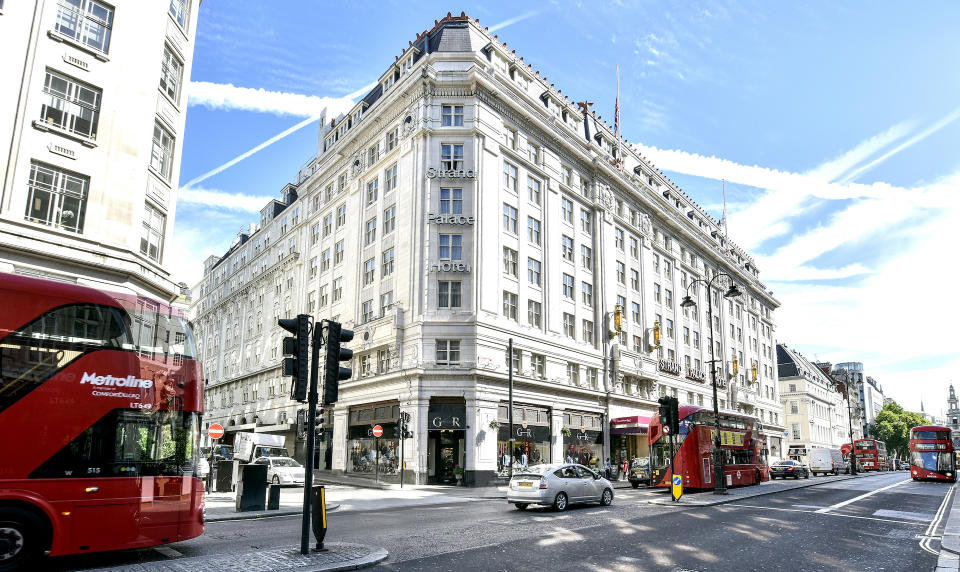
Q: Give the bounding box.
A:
[346,401,401,482]
[496,402,551,476]
[427,400,466,485]
[610,415,652,469]
[561,411,604,472]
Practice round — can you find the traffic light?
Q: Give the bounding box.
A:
[658,396,673,434]
[401,411,413,438]
[279,314,310,402]
[316,407,326,442]
[296,409,306,439]
[668,396,679,434]
[393,422,403,439]
[321,320,354,405]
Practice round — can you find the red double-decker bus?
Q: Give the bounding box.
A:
[854,438,890,471]
[0,273,205,569]
[909,425,956,482]
[649,405,769,490]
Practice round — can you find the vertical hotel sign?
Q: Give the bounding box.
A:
[428,164,474,273]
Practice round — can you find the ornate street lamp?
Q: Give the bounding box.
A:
[680,273,741,495]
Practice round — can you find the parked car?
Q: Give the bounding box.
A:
[253,456,305,486]
[507,463,614,511]
[770,460,810,479]
[628,457,652,488]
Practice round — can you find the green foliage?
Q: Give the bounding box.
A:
[870,401,927,459]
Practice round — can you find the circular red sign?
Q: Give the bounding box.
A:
[372,424,383,438]
[208,424,225,439]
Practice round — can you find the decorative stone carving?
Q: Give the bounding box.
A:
[639,213,652,237]
[598,184,615,211]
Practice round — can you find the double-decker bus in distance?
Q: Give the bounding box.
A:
[909,425,956,482]
[650,405,769,490]
[0,273,204,569]
[854,438,890,471]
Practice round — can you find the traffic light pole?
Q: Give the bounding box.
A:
[301,322,322,555]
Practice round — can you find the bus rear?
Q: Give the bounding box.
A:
[0,273,205,568]
[854,438,889,471]
[909,425,956,482]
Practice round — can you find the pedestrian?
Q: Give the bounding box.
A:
[621,457,629,481]
[604,458,612,480]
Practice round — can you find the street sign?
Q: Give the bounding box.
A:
[372,424,383,438]
[208,424,225,439]
[663,425,671,435]
[672,474,683,501]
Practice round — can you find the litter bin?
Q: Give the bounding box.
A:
[267,484,281,510]
[235,463,267,512]
[216,460,236,492]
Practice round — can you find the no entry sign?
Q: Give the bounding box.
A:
[208,423,225,439]
[372,424,383,438]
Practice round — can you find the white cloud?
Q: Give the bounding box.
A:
[178,187,273,213]
[187,81,364,118]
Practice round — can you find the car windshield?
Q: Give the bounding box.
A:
[271,458,301,468]
[775,461,794,466]
[632,458,650,468]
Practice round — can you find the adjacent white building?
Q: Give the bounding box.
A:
[0,0,199,299]
[191,13,783,486]
[832,362,884,436]
[777,346,856,459]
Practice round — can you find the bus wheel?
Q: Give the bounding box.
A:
[0,507,47,572]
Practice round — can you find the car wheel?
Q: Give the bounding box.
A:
[793,473,799,480]
[834,469,839,476]
[514,503,529,511]
[601,489,613,506]
[553,492,569,512]
[631,482,640,489]
[0,507,48,572]
[272,475,280,485]
[804,471,810,479]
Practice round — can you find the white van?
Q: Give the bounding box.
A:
[810,447,847,475]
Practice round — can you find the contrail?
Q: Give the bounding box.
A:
[489,10,540,32]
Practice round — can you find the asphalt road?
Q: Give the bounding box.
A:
[48,472,953,571]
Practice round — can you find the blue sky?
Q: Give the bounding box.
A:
[172,1,960,416]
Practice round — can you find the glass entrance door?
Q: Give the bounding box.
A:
[430,430,464,485]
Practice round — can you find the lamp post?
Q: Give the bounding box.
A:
[680,272,741,495]
[838,372,858,476]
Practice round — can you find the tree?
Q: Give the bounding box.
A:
[870,401,927,459]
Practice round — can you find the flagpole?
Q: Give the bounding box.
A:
[722,179,728,237]
[615,65,621,170]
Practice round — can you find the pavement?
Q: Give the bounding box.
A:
[935,479,960,570]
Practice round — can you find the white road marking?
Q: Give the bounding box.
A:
[815,478,911,513]
[874,509,934,521]
[726,503,926,526]
[920,481,956,556]
[792,504,827,510]
[153,546,183,558]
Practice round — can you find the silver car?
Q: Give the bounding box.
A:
[507,463,614,511]
[253,456,305,486]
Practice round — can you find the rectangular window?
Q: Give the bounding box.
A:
[653,253,660,273]
[441,104,464,127]
[55,0,114,55]
[562,273,574,298]
[614,227,624,249]
[441,143,464,170]
[377,349,389,373]
[507,348,521,373]
[581,245,592,270]
[654,283,661,304]
[169,0,189,28]
[365,217,377,245]
[633,335,642,353]
[383,205,396,235]
[561,197,573,223]
[561,235,574,261]
[381,248,395,277]
[438,281,462,308]
[630,237,639,258]
[504,127,517,149]
[683,327,690,344]
[439,234,462,260]
[567,362,580,385]
[368,144,380,166]
[527,216,541,245]
[160,44,184,102]
[310,223,320,245]
[151,121,175,181]
[530,353,545,378]
[436,340,461,364]
[583,320,594,345]
[527,300,542,327]
[361,299,375,322]
[502,291,518,320]
[380,291,393,316]
[562,166,572,186]
[527,177,541,203]
[632,302,641,323]
[320,249,331,272]
[140,202,165,261]
[25,161,88,233]
[503,161,518,191]
[527,141,540,164]
[581,282,593,307]
[334,240,345,264]
[323,213,333,236]
[527,258,541,286]
[580,209,592,234]
[665,289,673,308]
[631,269,640,291]
[319,285,329,307]
[366,179,379,205]
[384,164,398,192]
[616,261,625,284]
[503,203,518,233]
[336,204,347,226]
[503,247,518,276]
[332,277,343,302]
[363,258,376,285]
[440,188,463,214]
[666,318,675,339]
[41,69,101,140]
[563,313,575,338]
[309,257,318,278]
[386,128,398,151]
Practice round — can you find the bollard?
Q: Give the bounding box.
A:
[311,485,327,552]
[267,483,281,510]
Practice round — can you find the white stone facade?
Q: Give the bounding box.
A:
[0,0,198,299]
[190,14,782,485]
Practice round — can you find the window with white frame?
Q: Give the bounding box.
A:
[381,248,394,277]
[160,44,183,102]
[506,348,521,373]
[380,291,393,316]
[562,166,572,186]
[504,126,517,149]
[563,313,575,338]
[363,258,375,285]
[309,256,318,278]
[527,258,541,286]
[377,349,389,373]
[336,203,346,226]
[502,203,518,233]
[438,280,461,308]
[320,249,331,272]
[150,121,175,181]
[361,299,374,322]
[581,245,592,270]
[632,302,641,323]
[581,282,593,306]
[527,141,540,164]
[365,217,377,245]
[630,236,639,258]
[527,216,541,245]
[334,240,344,264]
[562,273,574,299]
[631,269,640,291]
[169,0,190,28]
[567,362,580,385]
[319,285,328,306]
[55,0,114,55]
[383,205,396,235]
[384,164,397,193]
[440,143,463,170]
[503,247,518,276]
[439,234,462,260]
[140,202,165,261]
[530,353,545,378]
[441,104,464,127]
[586,367,598,388]
[528,300,541,327]
[503,291,518,319]
[614,227,624,249]
[440,188,462,213]
[366,178,378,205]
[527,176,541,203]
[386,128,398,151]
[332,277,343,302]
[503,161,518,191]
[561,196,573,223]
[25,161,88,233]
[616,261,625,284]
[40,69,101,140]
[580,208,592,234]
[436,340,461,364]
